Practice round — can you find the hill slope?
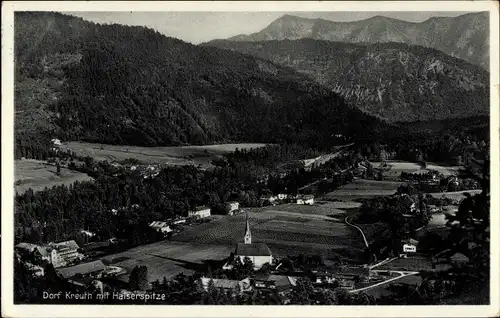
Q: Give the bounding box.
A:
[14,12,390,156]
[203,39,489,122]
[226,12,489,70]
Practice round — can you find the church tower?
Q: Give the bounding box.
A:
[244,212,252,244]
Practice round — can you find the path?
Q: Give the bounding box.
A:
[369,257,398,270]
[349,270,419,293]
[344,216,369,248]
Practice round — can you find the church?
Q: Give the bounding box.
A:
[229,213,273,269]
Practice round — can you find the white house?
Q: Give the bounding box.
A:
[402,238,418,254]
[149,221,173,234]
[51,138,62,146]
[80,230,95,238]
[277,194,287,201]
[227,201,240,213]
[188,206,211,218]
[296,195,314,205]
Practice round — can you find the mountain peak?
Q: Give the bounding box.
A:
[225,12,488,69]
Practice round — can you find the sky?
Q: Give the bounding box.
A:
[68,11,471,44]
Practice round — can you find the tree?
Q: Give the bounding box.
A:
[129,265,149,291]
[289,277,315,305]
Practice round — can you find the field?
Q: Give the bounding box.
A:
[371,161,463,179]
[60,141,267,168]
[15,159,92,193]
[172,204,365,258]
[323,180,403,201]
[101,241,234,283]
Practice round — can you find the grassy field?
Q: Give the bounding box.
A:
[15,159,92,194]
[323,180,403,201]
[102,241,234,283]
[102,202,369,283]
[371,161,463,179]
[59,141,267,168]
[172,204,365,257]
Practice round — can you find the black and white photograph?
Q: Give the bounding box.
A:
[2,1,499,317]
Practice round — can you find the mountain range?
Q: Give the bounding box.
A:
[226,12,489,70]
[14,12,391,154]
[203,39,489,122]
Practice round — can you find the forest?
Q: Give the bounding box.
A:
[15,11,390,157]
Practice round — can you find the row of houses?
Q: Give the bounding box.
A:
[259,194,314,206]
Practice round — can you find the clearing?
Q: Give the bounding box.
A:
[15,159,92,194]
[59,141,267,168]
[323,180,403,201]
[371,161,463,179]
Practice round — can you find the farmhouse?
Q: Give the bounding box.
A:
[188,206,211,218]
[402,238,419,254]
[149,221,173,235]
[226,201,240,214]
[254,274,297,293]
[296,195,314,205]
[80,230,95,238]
[233,213,272,269]
[450,252,470,266]
[259,195,277,205]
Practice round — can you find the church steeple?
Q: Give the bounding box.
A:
[244,212,252,244]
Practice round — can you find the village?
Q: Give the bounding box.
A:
[14,137,485,304]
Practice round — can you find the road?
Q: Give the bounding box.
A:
[349,270,419,293]
[344,216,369,248]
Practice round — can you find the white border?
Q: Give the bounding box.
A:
[2,1,499,317]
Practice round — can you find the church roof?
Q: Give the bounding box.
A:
[235,243,272,256]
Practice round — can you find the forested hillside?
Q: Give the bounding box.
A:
[226,12,489,70]
[203,39,489,122]
[15,12,390,158]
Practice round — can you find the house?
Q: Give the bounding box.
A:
[402,238,419,254]
[26,263,45,277]
[51,138,62,146]
[312,272,336,285]
[172,218,187,225]
[200,277,252,293]
[277,194,288,201]
[226,201,240,214]
[15,242,40,255]
[149,221,173,235]
[450,252,470,266]
[57,260,106,280]
[233,213,273,269]
[296,195,314,205]
[259,195,277,205]
[188,206,211,218]
[80,230,95,238]
[35,240,83,268]
[254,274,297,293]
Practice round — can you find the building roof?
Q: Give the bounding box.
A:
[15,242,39,252]
[450,253,470,262]
[297,194,314,200]
[57,260,106,279]
[50,240,80,251]
[36,246,51,257]
[402,238,419,245]
[235,243,272,257]
[200,277,252,291]
[149,221,170,228]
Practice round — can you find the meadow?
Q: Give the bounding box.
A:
[323,179,403,201]
[15,159,92,193]
[59,141,267,168]
[371,161,463,179]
